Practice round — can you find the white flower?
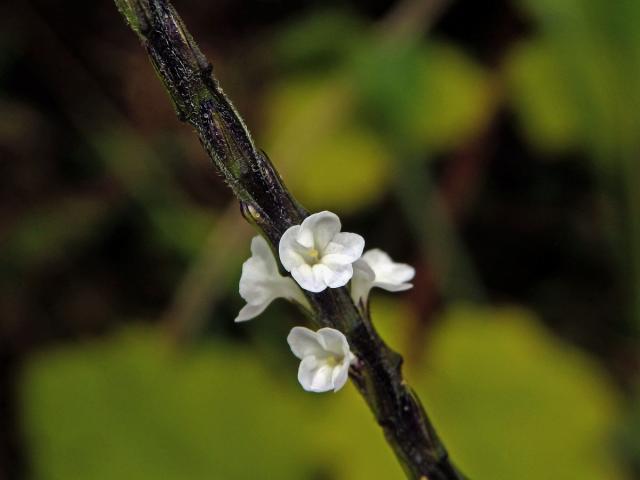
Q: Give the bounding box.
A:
[351,249,415,305]
[279,211,365,293]
[287,326,355,393]
[235,235,310,322]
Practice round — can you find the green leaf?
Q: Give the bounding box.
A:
[508,0,640,161]
[412,305,626,480]
[262,75,392,213]
[352,40,492,153]
[22,311,626,480]
[22,328,316,480]
[505,40,581,152]
[21,326,405,480]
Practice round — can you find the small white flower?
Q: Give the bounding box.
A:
[235,235,310,322]
[279,211,365,293]
[351,249,415,305]
[287,326,355,393]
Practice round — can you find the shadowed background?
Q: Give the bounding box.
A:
[1,0,639,478]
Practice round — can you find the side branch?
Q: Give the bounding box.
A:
[113,1,467,478]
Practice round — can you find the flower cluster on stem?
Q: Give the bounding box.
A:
[236,210,415,393]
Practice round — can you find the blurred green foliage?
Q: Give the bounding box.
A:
[352,41,491,153]
[507,0,640,160]
[21,327,401,480]
[506,0,640,334]
[22,305,625,479]
[264,74,392,213]
[618,395,640,474]
[415,305,624,479]
[263,10,491,212]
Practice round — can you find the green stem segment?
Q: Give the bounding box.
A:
[113,1,466,478]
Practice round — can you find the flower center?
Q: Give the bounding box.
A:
[324,355,341,367]
[308,247,320,263]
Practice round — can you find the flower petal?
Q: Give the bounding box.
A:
[297,211,341,250]
[349,249,416,304]
[321,263,353,289]
[291,264,328,292]
[316,327,351,357]
[297,356,319,390]
[298,357,335,393]
[287,326,324,359]
[278,225,305,272]
[239,256,278,305]
[331,361,350,392]
[350,259,375,305]
[275,278,312,308]
[376,264,415,286]
[234,301,270,323]
[374,281,414,292]
[323,232,365,263]
[250,235,279,274]
[237,235,310,321]
[363,249,415,285]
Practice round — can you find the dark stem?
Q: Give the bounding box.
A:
[113,1,467,478]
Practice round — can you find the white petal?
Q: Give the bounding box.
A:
[239,257,277,305]
[238,236,310,321]
[276,277,312,308]
[321,263,353,289]
[376,264,415,287]
[278,225,306,272]
[348,249,415,305]
[298,357,335,392]
[291,264,328,292]
[331,362,350,392]
[350,259,375,305]
[374,281,413,292]
[362,249,415,286]
[297,211,341,250]
[287,326,324,359]
[250,235,279,274]
[360,249,390,267]
[316,327,351,357]
[297,356,319,390]
[323,232,365,263]
[234,302,270,323]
